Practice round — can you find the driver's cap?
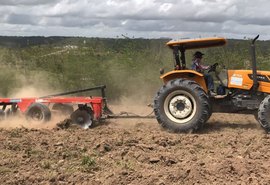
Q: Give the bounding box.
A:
[194,51,204,58]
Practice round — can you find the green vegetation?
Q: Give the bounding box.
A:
[81,155,97,172]
[0,36,270,101]
[40,160,51,169]
[116,159,134,171]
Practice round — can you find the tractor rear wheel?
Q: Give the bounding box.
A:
[154,79,210,133]
[258,95,270,133]
[26,103,51,123]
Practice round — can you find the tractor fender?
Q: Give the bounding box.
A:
[160,70,208,92]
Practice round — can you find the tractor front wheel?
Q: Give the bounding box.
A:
[258,95,270,133]
[154,79,210,133]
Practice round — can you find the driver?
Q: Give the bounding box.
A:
[191,51,215,95]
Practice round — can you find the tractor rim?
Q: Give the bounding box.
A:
[164,90,196,124]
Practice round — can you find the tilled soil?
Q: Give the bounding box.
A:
[0,113,270,185]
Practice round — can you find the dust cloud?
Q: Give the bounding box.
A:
[8,73,60,98]
[9,85,54,98]
[0,75,65,129]
[0,113,69,129]
[109,96,153,115]
[0,67,158,130]
[106,65,158,117]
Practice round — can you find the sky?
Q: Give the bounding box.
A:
[0,0,270,40]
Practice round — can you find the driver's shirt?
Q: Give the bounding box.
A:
[191,58,209,73]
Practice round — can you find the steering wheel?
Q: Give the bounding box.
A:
[208,63,219,73]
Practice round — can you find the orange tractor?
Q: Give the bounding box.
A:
[154,35,270,133]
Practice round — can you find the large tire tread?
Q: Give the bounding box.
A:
[154,79,210,133]
[258,95,270,133]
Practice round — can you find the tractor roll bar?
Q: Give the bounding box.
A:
[173,46,186,70]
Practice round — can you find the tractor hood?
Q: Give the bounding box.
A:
[167,37,227,50]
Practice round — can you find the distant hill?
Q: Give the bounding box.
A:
[0,36,269,101]
[0,36,70,48]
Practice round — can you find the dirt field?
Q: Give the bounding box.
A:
[1,111,270,185]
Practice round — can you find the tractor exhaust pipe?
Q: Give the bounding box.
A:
[251,35,259,91]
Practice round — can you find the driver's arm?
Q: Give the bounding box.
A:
[201,64,210,70]
[194,59,209,70]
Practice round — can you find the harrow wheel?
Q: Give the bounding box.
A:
[71,108,93,129]
[26,103,51,123]
[154,79,210,133]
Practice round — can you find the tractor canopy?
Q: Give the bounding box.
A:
[166,37,227,70]
[167,37,227,50]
